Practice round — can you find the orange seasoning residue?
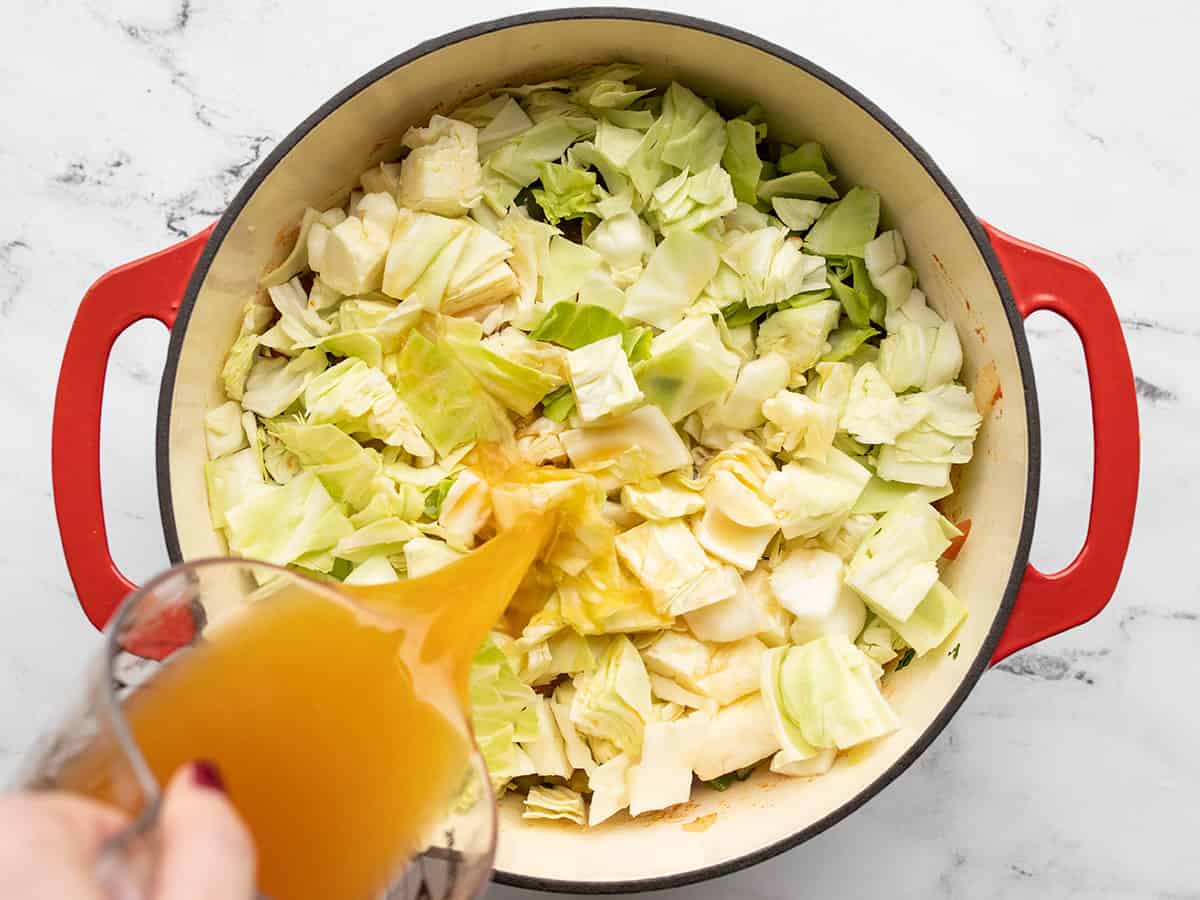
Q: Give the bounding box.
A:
[943,519,973,560]
[682,813,718,833]
[62,511,554,900]
[973,360,1003,417]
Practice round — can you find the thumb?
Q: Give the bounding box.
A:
[152,761,256,900]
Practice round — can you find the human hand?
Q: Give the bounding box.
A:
[0,761,256,899]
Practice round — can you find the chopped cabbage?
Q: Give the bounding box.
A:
[207,67,984,824]
[845,498,960,621]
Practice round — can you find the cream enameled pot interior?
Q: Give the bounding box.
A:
[163,15,1031,888]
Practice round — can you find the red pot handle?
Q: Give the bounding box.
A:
[983,223,1139,665]
[52,228,214,630]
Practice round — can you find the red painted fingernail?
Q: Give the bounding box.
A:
[191,760,225,792]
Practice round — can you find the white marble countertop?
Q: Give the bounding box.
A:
[1,0,1196,896]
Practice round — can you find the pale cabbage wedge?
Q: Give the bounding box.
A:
[204,448,268,529]
[873,580,967,656]
[587,753,633,826]
[627,713,709,816]
[312,192,399,295]
[620,472,705,521]
[223,470,352,566]
[634,315,740,423]
[756,302,842,382]
[615,520,737,616]
[845,498,960,622]
[776,634,899,750]
[765,447,871,539]
[570,635,654,756]
[204,401,247,460]
[693,693,780,782]
[343,555,400,586]
[241,349,327,418]
[397,115,483,217]
[472,636,540,789]
[762,389,838,461]
[566,334,644,422]
[523,786,586,826]
[521,697,573,778]
[403,535,465,578]
[770,547,867,646]
[624,230,720,329]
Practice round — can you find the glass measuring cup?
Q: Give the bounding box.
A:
[12,558,498,900]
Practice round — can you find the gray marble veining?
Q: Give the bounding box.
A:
[1,0,1196,897]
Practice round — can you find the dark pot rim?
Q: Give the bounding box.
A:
[156,7,1041,894]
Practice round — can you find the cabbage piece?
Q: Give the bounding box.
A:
[819,512,878,563]
[693,470,778,571]
[695,637,768,706]
[587,753,632,826]
[437,469,492,548]
[557,553,673,636]
[627,713,709,816]
[778,141,832,178]
[839,363,930,446]
[571,635,653,756]
[722,228,827,309]
[647,165,737,234]
[640,630,712,691]
[855,614,906,666]
[615,520,737,616]
[541,236,603,304]
[702,352,791,431]
[863,229,913,312]
[755,302,841,382]
[805,361,855,419]
[224,470,352,565]
[624,230,720,330]
[561,405,691,480]
[657,82,727,174]
[205,401,247,460]
[771,197,826,232]
[878,318,963,393]
[331,297,422,357]
[343,556,400,586]
[762,389,837,461]
[350,482,423,528]
[241,349,327,418]
[584,210,655,285]
[803,187,880,258]
[649,673,717,715]
[359,161,403,197]
[873,581,967,656]
[442,317,562,415]
[770,547,867,646]
[397,115,482,217]
[852,476,953,515]
[204,448,269,529]
[483,117,592,213]
[634,315,740,423]
[522,786,585,825]
[693,694,780,782]
[760,646,830,773]
[391,331,513,457]
[529,301,628,349]
[269,420,382,512]
[383,211,517,313]
[404,535,466,578]
[332,518,418,564]
[823,323,879,364]
[471,635,540,788]
[258,277,334,354]
[876,384,981,487]
[570,63,654,110]
[314,193,399,295]
[757,171,838,201]
[302,358,432,458]
[845,498,960,621]
[496,208,557,314]
[722,118,763,205]
[474,98,535,157]
[566,335,644,422]
[532,161,598,224]
[303,207,348,273]
[221,300,275,401]
[620,471,704,521]
[764,447,871,539]
[259,207,322,288]
[521,697,573,778]
[777,634,898,749]
[686,568,791,646]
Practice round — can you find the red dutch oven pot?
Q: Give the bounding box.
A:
[51,9,1138,893]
